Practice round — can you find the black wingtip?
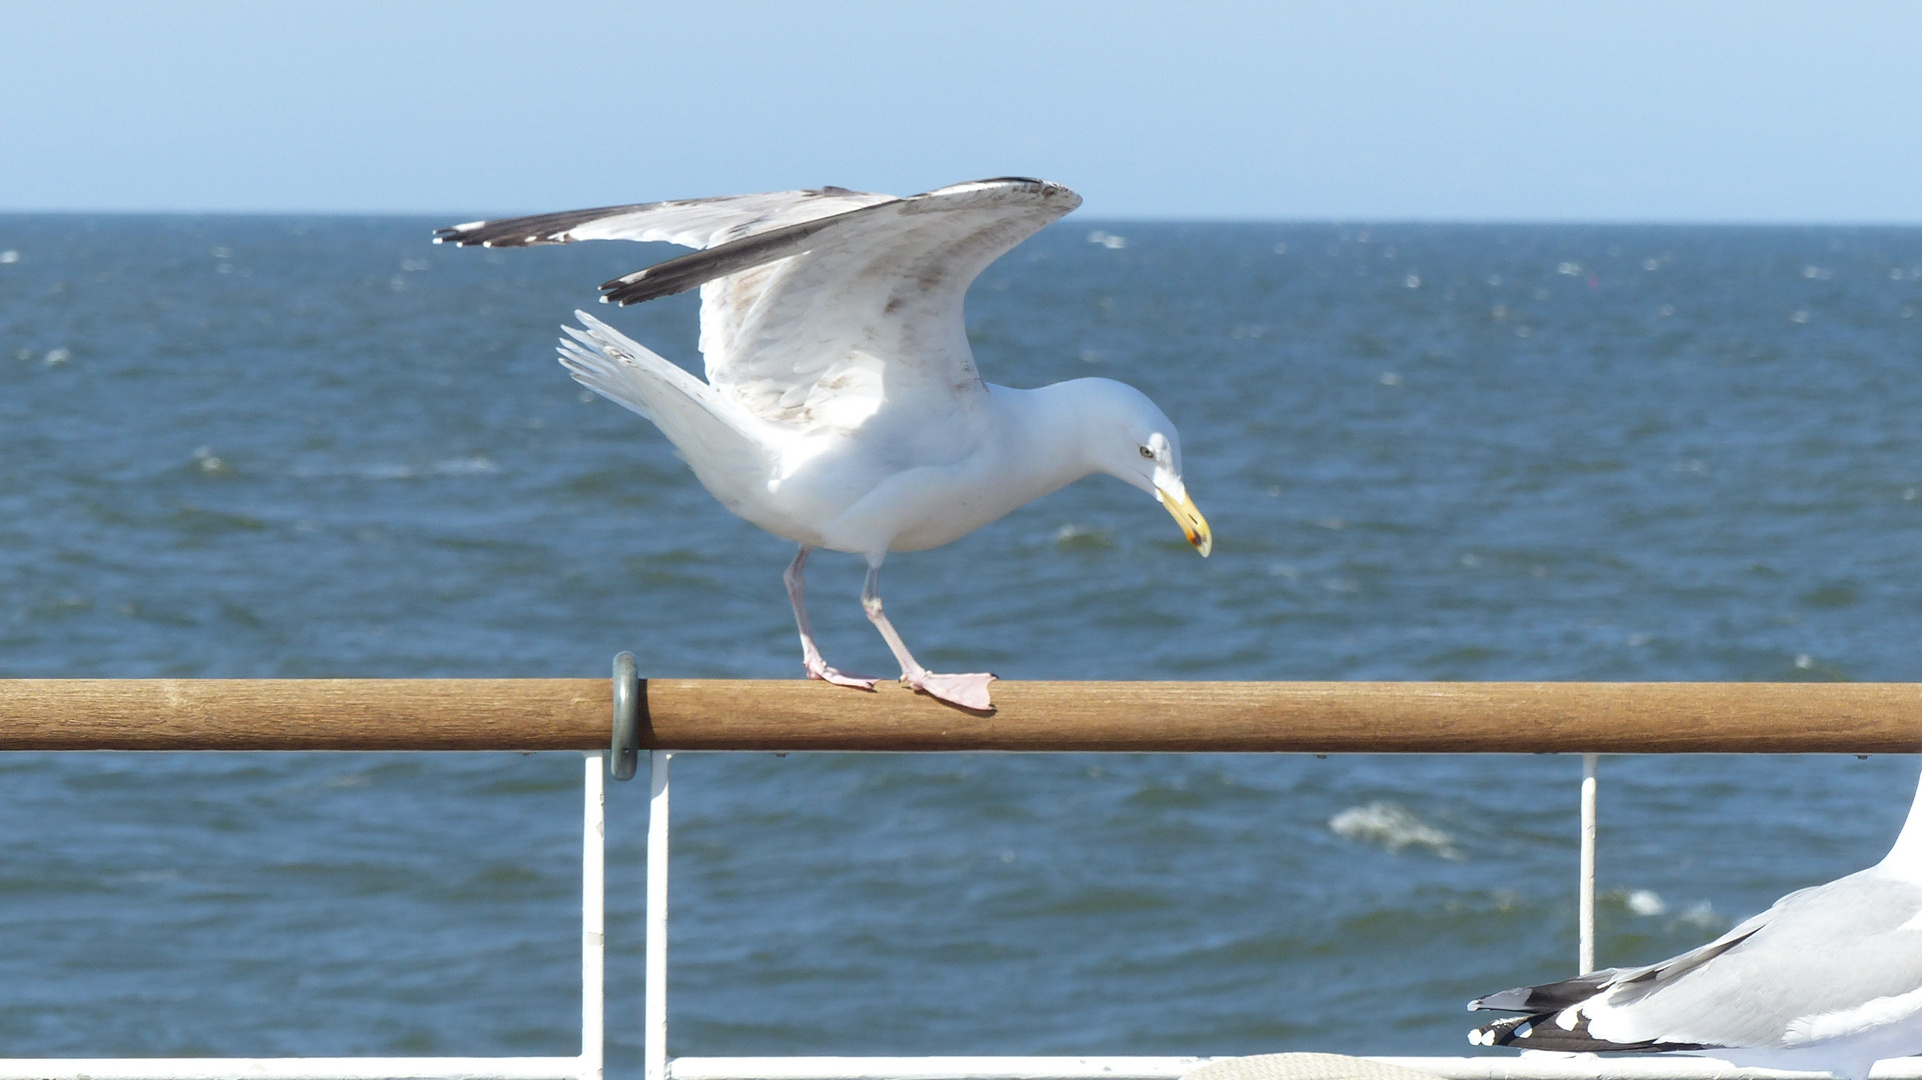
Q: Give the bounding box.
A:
[432,226,490,248]
[1468,1010,1719,1055]
[1468,1015,1531,1047]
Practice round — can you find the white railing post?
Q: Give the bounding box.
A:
[582,753,606,1080]
[1579,753,1599,975]
[647,752,673,1080]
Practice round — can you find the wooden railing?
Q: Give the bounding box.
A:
[2,679,1920,752]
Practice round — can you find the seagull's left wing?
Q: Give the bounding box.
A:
[435,178,1081,436]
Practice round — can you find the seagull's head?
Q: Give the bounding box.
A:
[1079,379,1212,557]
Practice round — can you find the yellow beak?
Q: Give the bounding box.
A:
[1155,485,1213,557]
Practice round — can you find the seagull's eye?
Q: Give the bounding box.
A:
[1138,445,1155,459]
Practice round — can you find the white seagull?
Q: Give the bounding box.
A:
[434,178,1210,710]
[1469,769,1922,1080]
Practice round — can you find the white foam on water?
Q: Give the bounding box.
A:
[1627,888,1666,916]
[1329,801,1462,859]
[291,455,500,481]
[1051,523,1112,549]
[1678,900,1719,927]
[191,446,228,474]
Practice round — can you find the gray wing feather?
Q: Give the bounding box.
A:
[1592,872,1922,1048]
[1472,869,1922,1053]
[599,207,870,305]
[431,187,892,251]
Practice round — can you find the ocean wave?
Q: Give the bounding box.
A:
[291,456,500,481]
[1329,801,1463,860]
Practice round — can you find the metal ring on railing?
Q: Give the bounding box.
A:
[611,651,641,781]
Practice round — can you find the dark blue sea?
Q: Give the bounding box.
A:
[2,213,1921,1065]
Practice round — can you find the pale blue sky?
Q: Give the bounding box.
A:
[6,1,1921,222]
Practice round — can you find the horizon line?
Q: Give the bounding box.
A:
[4,207,1922,230]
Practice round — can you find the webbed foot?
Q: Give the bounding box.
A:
[806,660,878,691]
[905,670,997,711]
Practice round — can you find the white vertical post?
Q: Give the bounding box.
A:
[646,752,673,1080]
[582,753,606,1080]
[1578,753,1598,975]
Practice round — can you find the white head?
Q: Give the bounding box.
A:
[1071,378,1212,557]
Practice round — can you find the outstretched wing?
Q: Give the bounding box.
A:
[437,178,1081,433]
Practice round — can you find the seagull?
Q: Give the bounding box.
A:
[1468,769,1922,1080]
[434,178,1210,710]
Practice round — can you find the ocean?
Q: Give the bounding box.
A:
[1,213,1920,1065]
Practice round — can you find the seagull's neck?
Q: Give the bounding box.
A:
[1877,769,1922,877]
[986,381,1110,497]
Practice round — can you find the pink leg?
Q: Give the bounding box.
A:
[860,561,996,710]
[785,546,876,691]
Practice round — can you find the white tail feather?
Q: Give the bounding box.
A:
[555,311,770,498]
[557,311,710,421]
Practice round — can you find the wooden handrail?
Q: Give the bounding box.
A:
[1,679,1920,753]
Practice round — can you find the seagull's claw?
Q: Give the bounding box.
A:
[806,662,878,691]
[906,671,997,711]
